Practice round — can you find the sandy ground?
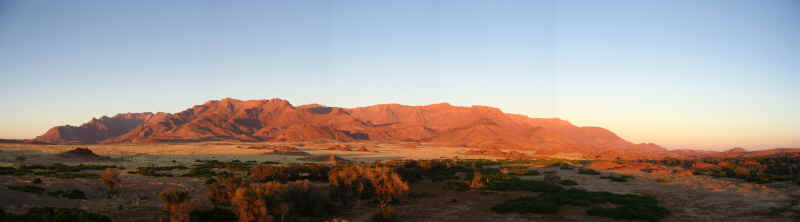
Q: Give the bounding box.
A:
[1,142,798,221]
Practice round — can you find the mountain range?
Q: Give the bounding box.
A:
[30,98,798,159]
[31,98,672,159]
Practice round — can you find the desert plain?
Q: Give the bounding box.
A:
[1,141,798,222]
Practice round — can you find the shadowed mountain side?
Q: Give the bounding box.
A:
[34,98,674,159]
[34,113,163,144]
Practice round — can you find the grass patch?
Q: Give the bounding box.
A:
[492,188,669,221]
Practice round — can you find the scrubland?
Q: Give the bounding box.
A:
[0,142,798,221]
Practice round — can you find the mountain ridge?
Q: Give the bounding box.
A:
[34,98,674,159]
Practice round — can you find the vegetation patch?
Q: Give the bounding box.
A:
[559,179,578,186]
[485,178,564,192]
[492,188,669,221]
[6,185,46,194]
[578,168,601,175]
[600,175,634,182]
[48,189,88,199]
[131,165,188,177]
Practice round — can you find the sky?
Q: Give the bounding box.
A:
[0,1,797,151]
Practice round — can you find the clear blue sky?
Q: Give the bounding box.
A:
[1,0,797,151]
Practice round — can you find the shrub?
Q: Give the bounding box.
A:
[470,172,487,190]
[328,164,409,207]
[99,168,121,193]
[365,167,409,207]
[231,182,280,222]
[33,178,43,184]
[208,176,244,208]
[159,189,194,222]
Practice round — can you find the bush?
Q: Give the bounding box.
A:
[328,164,409,207]
[208,176,244,208]
[159,189,193,222]
[470,172,487,190]
[231,182,280,222]
[32,178,43,184]
[99,168,121,193]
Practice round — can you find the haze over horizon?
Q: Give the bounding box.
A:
[1,1,798,151]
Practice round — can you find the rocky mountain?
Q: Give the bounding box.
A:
[33,98,671,159]
[34,113,160,144]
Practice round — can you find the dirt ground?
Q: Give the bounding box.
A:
[1,142,798,221]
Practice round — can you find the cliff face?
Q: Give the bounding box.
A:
[33,98,669,159]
